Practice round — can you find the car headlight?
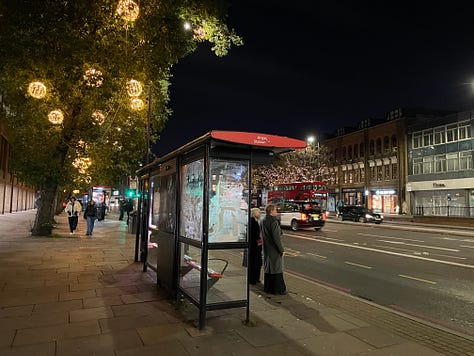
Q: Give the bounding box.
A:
[380,215,384,219]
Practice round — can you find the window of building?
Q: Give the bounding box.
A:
[423,129,433,147]
[348,169,353,183]
[446,153,458,171]
[370,166,376,179]
[434,154,446,173]
[446,124,458,142]
[422,156,433,174]
[413,158,422,175]
[342,146,346,159]
[376,138,382,154]
[354,144,358,158]
[348,146,352,159]
[354,168,360,182]
[460,151,472,170]
[334,148,338,161]
[360,142,365,157]
[360,167,365,181]
[434,126,445,145]
[383,136,390,152]
[458,121,471,140]
[391,135,397,150]
[413,131,422,148]
[369,140,374,155]
[376,166,383,180]
[392,163,398,179]
[384,165,390,180]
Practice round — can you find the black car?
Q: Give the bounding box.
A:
[337,205,383,224]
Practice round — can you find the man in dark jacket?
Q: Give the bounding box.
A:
[261,204,286,295]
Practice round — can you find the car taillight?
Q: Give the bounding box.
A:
[322,212,326,220]
[301,213,307,221]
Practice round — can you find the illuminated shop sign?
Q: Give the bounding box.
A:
[375,189,396,195]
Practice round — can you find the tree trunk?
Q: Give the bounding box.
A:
[32,179,58,236]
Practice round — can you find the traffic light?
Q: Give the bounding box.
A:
[126,189,136,198]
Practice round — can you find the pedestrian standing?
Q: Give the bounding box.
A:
[249,208,263,285]
[261,204,286,295]
[65,196,82,235]
[83,200,98,236]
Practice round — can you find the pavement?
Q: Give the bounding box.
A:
[0,210,473,356]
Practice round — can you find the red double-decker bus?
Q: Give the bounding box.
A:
[267,181,328,209]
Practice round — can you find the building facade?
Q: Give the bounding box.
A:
[407,110,474,217]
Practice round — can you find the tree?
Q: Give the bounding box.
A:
[0,0,242,235]
[252,143,330,190]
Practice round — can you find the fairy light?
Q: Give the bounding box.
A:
[193,25,207,40]
[48,110,64,125]
[92,110,105,125]
[130,98,144,111]
[126,79,143,97]
[84,68,104,87]
[72,157,91,174]
[28,81,46,99]
[116,0,139,22]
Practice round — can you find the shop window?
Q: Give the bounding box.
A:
[360,142,365,157]
[446,153,458,171]
[446,124,458,142]
[434,127,445,145]
[459,151,472,170]
[459,121,471,140]
[353,144,358,158]
[413,158,422,175]
[376,138,382,154]
[369,140,375,155]
[434,155,446,173]
[413,132,422,148]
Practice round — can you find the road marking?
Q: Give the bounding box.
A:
[373,244,417,253]
[284,232,474,269]
[443,237,459,241]
[460,239,474,242]
[398,274,437,285]
[322,228,338,232]
[460,245,474,249]
[345,261,372,269]
[377,240,459,252]
[358,233,424,242]
[319,237,344,242]
[307,252,327,259]
[431,253,467,260]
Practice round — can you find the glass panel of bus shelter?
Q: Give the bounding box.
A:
[178,243,201,303]
[208,159,249,243]
[147,174,160,269]
[206,248,247,305]
[179,159,204,241]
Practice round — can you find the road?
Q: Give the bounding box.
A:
[282,220,474,336]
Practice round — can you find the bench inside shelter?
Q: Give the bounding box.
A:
[182,255,228,290]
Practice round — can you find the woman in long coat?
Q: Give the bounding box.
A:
[248,208,263,284]
[261,204,286,295]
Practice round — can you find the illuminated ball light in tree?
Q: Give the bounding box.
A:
[28,81,47,99]
[116,0,140,22]
[84,68,104,87]
[127,79,143,97]
[130,98,144,111]
[48,110,64,125]
[92,110,106,125]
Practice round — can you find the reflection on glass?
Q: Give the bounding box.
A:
[179,243,201,303]
[209,159,249,243]
[179,159,204,240]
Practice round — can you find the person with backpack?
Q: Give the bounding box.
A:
[83,199,98,236]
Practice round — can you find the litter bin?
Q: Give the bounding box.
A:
[128,211,138,234]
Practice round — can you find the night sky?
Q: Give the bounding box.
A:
[156,1,474,155]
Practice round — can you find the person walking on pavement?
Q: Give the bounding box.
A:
[261,204,287,295]
[83,199,98,236]
[65,196,82,235]
[249,207,263,285]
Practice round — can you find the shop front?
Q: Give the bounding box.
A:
[369,188,398,214]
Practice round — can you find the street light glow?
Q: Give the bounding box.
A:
[307,136,315,144]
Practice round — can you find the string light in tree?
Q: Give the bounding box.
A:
[28,81,47,99]
[92,110,105,125]
[130,98,144,111]
[193,26,207,40]
[72,157,91,174]
[84,68,104,87]
[126,79,143,97]
[48,109,64,125]
[116,0,140,22]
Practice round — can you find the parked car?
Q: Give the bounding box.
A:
[337,205,383,224]
[276,202,326,231]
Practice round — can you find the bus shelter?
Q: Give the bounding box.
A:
[135,130,306,329]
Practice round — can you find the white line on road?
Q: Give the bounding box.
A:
[398,274,437,285]
[443,237,460,241]
[345,261,372,269]
[431,253,467,260]
[307,252,327,259]
[460,245,474,249]
[358,233,424,243]
[377,240,459,252]
[284,232,474,269]
[319,237,345,242]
